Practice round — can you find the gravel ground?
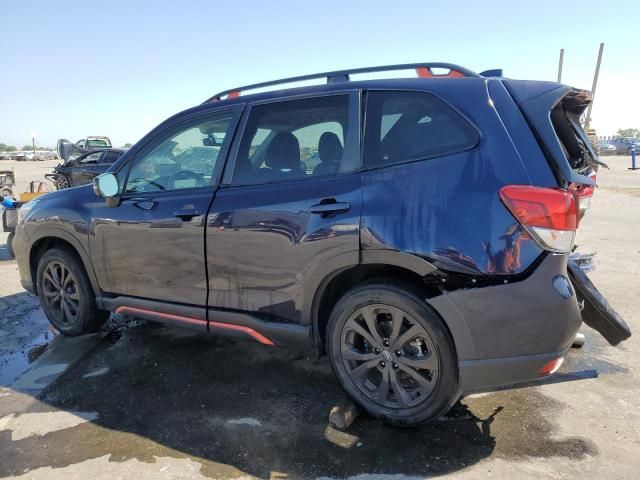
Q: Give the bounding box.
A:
[0,156,638,479]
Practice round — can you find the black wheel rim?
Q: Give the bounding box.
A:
[340,304,439,409]
[57,177,70,189]
[42,261,80,326]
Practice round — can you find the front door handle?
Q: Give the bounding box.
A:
[174,209,202,221]
[309,200,351,216]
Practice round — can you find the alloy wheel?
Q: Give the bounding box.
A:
[340,304,439,409]
[56,176,70,190]
[41,260,80,326]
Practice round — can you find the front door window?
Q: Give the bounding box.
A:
[125,113,236,193]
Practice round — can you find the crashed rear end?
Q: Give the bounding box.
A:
[504,79,631,346]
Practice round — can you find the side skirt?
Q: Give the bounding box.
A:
[99,296,311,349]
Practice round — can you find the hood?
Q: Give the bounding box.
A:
[57,139,89,163]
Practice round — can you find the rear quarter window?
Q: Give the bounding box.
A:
[363,91,479,169]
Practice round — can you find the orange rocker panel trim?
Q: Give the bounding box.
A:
[114,306,275,346]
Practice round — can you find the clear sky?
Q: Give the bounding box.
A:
[1,0,638,148]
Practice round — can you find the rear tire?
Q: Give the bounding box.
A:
[326,283,458,426]
[36,247,108,335]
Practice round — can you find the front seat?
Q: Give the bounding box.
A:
[313,132,343,176]
[263,132,305,180]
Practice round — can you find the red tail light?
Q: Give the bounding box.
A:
[570,172,597,219]
[499,185,578,253]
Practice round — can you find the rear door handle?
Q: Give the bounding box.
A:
[309,201,351,215]
[174,209,202,221]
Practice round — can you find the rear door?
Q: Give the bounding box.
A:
[207,92,362,323]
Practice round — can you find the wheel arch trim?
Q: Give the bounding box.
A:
[28,227,101,299]
[308,249,477,359]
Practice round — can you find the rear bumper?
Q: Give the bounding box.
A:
[458,346,570,394]
[431,253,582,360]
[429,253,583,393]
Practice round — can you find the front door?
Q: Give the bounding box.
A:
[91,107,241,306]
[71,151,103,186]
[207,93,362,323]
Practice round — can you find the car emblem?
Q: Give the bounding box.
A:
[382,350,393,362]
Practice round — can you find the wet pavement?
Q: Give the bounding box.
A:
[0,323,604,479]
[0,234,56,387]
[0,157,639,479]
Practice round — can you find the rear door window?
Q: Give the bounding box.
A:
[363,91,479,169]
[231,94,358,185]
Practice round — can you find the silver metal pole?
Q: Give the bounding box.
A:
[585,43,604,129]
[557,48,564,83]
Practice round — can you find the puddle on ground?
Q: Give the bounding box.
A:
[0,309,140,388]
[0,328,58,386]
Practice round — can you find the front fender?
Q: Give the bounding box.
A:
[26,226,102,299]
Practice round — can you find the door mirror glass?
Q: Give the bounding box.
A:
[94,173,119,197]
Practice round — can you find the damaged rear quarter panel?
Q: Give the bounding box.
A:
[440,254,582,358]
[360,81,545,276]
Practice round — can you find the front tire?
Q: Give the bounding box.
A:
[36,247,108,335]
[327,283,458,426]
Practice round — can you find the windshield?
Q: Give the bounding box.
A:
[86,139,111,147]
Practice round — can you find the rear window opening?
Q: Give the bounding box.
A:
[550,90,598,174]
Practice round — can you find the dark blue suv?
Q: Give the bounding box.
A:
[13,63,630,425]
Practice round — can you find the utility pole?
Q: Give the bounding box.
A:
[31,131,36,158]
[585,43,604,130]
[557,48,564,83]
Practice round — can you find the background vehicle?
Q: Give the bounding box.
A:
[14,151,34,161]
[611,137,640,155]
[0,170,15,197]
[76,136,112,150]
[597,141,617,155]
[12,63,630,426]
[46,148,125,189]
[57,137,113,165]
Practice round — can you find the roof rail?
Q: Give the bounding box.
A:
[204,62,480,103]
